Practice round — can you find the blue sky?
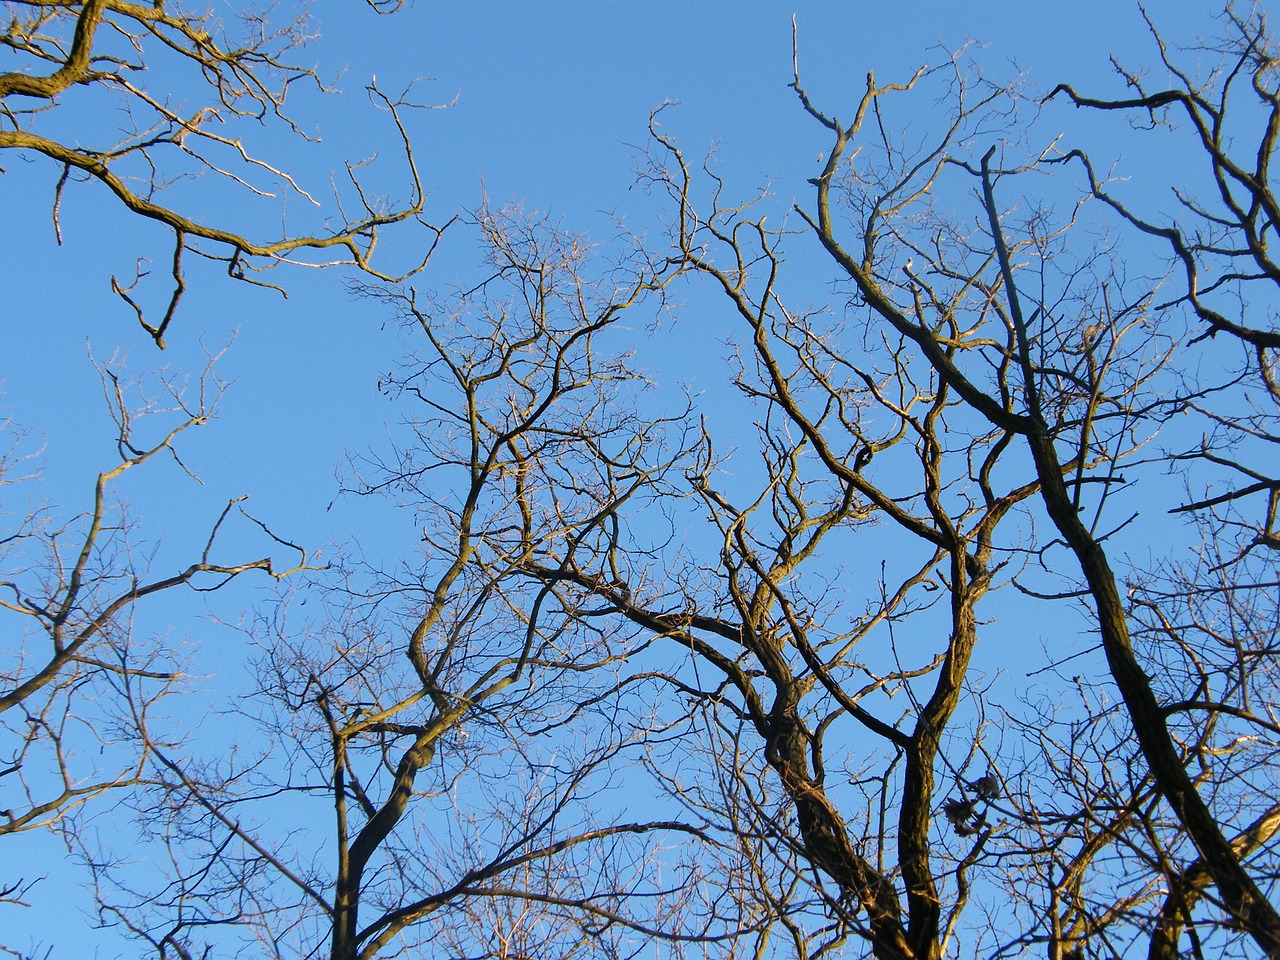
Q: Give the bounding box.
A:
[4,1,1224,556]
[2,1,1223,533]
[0,2,1241,954]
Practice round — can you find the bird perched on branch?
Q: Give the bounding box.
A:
[968,773,999,800]
[942,797,977,826]
[942,796,988,837]
[955,811,988,837]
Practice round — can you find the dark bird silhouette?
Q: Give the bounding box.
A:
[955,811,988,837]
[943,797,977,825]
[968,773,999,800]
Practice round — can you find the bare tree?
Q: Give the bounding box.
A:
[78,207,753,960]
[28,6,1280,960]
[495,9,1280,960]
[1033,8,1280,956]
[0,351,307,956]
[597,9,1279,957]
[1,0,449,347]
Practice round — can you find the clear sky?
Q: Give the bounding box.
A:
[0,2,1239,955]
[2,2,1223,560]
[2,2,1218,545]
